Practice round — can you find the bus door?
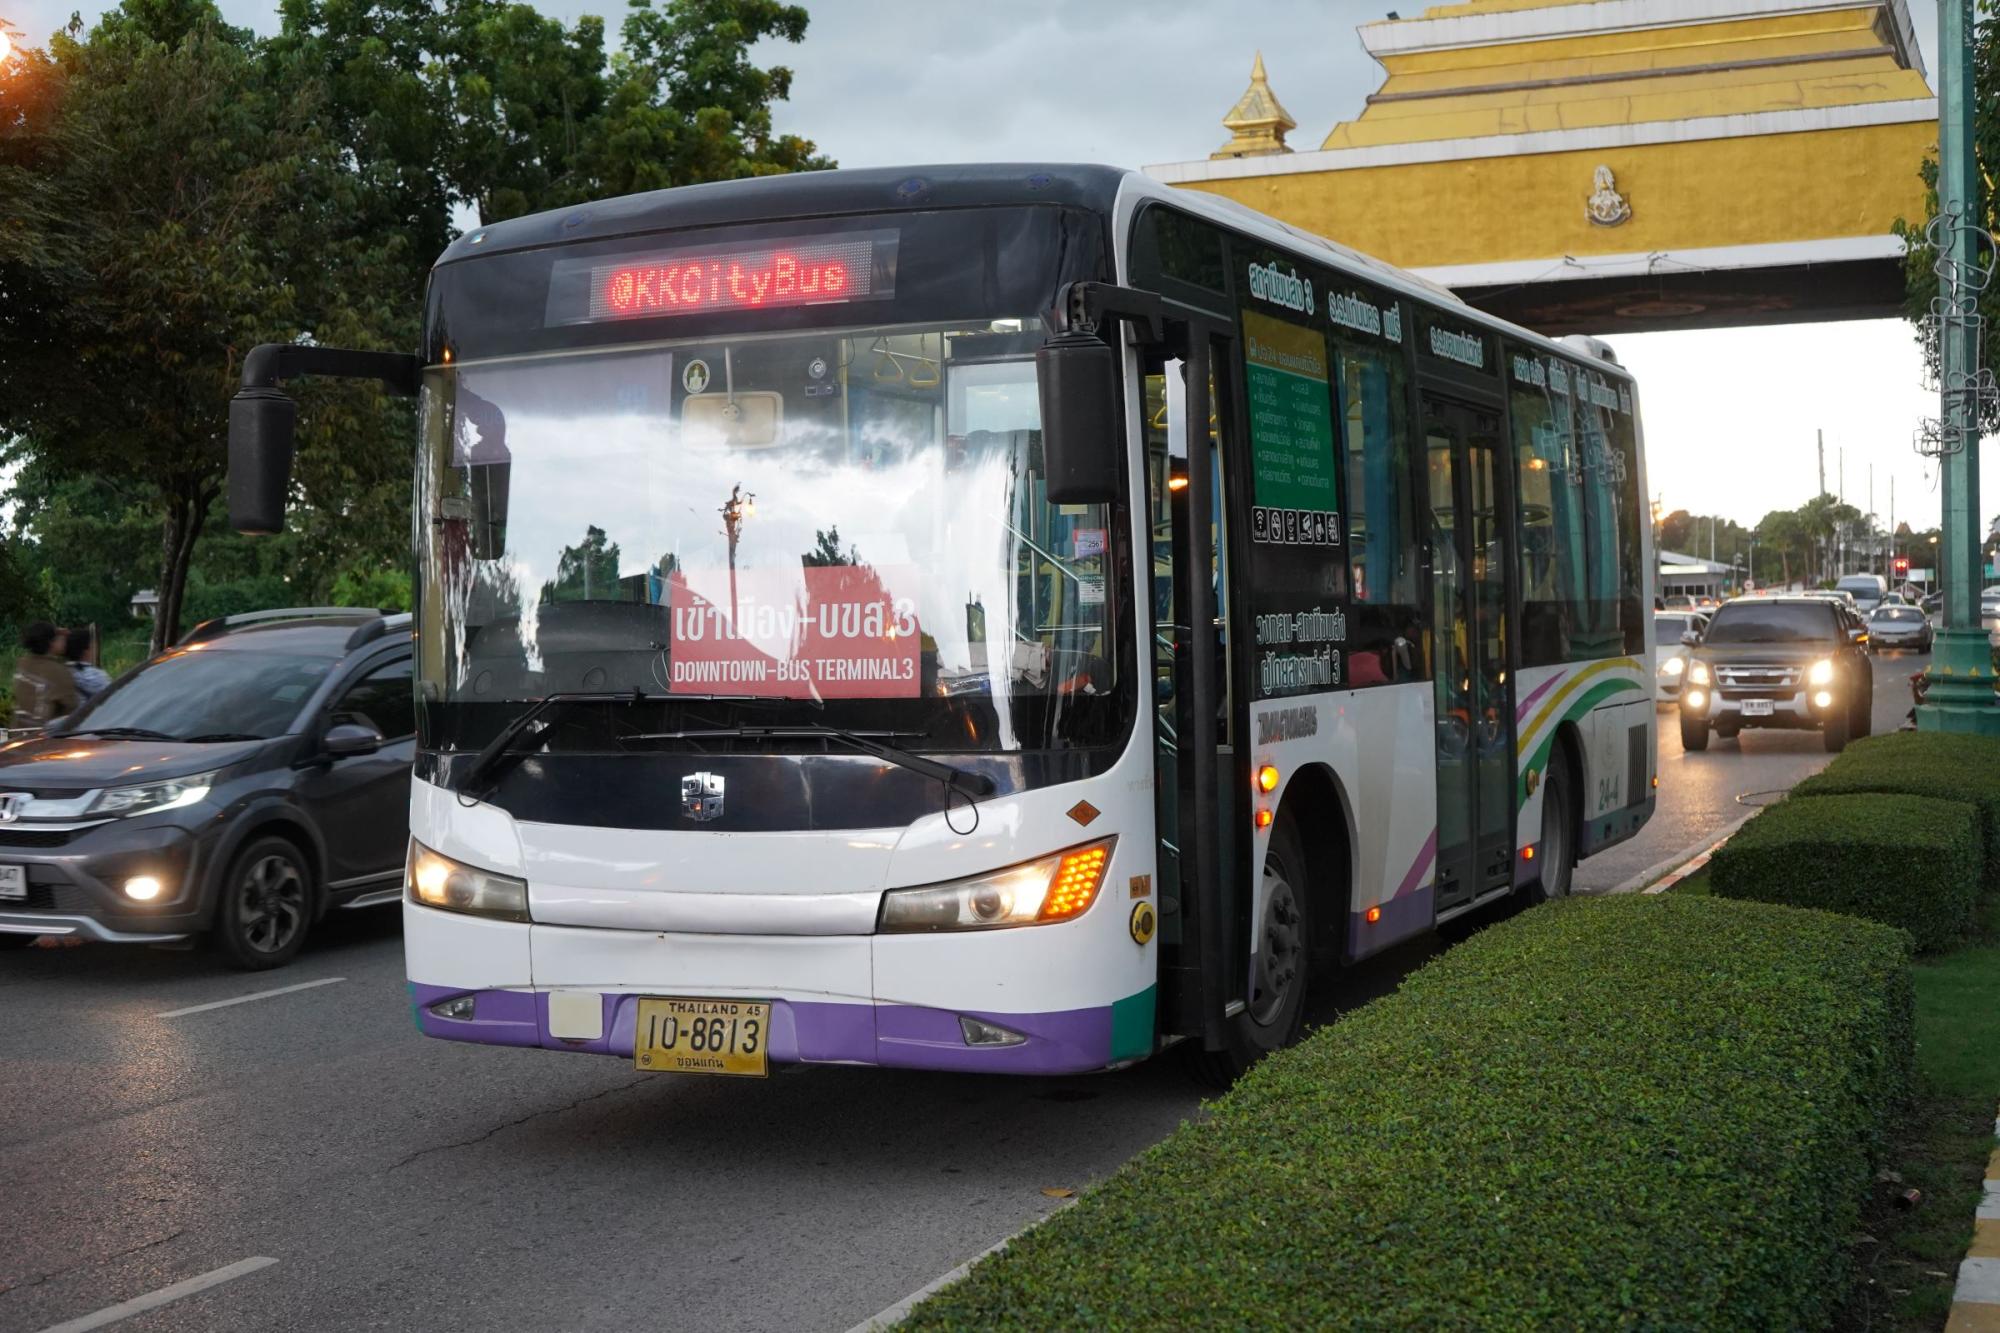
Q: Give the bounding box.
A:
[1146,340,1246,1045]
[1421,395,1516,912]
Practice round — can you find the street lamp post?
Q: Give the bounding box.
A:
[1916,0,1999,733]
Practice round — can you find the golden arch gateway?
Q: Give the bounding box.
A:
[1150,0,1937,335]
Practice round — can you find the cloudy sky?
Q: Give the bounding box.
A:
[8,0,1984,547]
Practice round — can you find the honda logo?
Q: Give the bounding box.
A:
[681,772,724,822]
[0,794,21,824]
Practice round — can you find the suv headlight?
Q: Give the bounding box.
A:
[85,771,217,818]
[1661,657,1685,676]
[1688,661,1711,686]
[1807,658,1835,686]
[407,841,530,922]
[879,839,1114,932]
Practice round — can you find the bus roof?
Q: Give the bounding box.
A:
[438,162,1631,378]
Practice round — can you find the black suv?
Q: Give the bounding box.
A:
[0,609,414,968]
[1678,596,1873,754]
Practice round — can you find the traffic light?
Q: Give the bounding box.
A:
[1893,555,1910,575]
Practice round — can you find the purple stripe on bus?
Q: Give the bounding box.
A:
[409,982,1114,1075]
[1348,882,1434,962]
[1515,670,1564,722]
[1390,829,1437,901]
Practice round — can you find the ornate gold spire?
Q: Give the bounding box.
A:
[1212,52,1296,159]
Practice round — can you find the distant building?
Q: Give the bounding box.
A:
[1657,550,1732,601]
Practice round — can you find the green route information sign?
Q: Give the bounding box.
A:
[1242,310,1340,546]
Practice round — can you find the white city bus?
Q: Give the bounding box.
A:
[229,164,1654,1080]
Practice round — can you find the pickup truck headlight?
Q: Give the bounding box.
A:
[1688,661,1711,686]
[1807,658,1835,686]
[85,771,217,818]
[407,841,530,922]
[879,839,1114,932]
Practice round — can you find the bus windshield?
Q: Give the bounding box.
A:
[416,321,1122,755]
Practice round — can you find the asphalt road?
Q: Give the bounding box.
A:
[0,651,1929,1333]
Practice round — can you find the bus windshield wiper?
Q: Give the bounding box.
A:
[633,723,995,796]
[458,691,797,796]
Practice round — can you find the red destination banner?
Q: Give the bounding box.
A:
[666,565,920,699]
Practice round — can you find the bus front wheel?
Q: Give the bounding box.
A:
[1183,820,1313,1087]
[1526,752,1575,904]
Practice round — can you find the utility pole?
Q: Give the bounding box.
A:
[1817,428,1826,499]
[1868,463,1875,572]
[1918,0,1999,733]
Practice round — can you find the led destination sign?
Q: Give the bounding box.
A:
[547,230,898,326]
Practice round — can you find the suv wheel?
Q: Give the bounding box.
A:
[214,836,313,971]
[1822,704,1850,754]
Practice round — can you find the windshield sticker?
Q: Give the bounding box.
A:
[683,359,711,394]
[665,565,920,699]
[1242,310,1341,546]
[1073,528,1107,559]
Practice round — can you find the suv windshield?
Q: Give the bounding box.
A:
[416,321,1120,755]
[68,648,336,740]
[1702,602,1840,645]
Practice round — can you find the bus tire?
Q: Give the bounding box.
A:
[1526,749,1575,904]
[1182,819,1312,1088]
[1679,710,1709,752]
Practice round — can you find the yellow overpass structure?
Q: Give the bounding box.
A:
[1149,0,1937,335]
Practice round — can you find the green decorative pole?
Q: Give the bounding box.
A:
[1917,0,2000,733]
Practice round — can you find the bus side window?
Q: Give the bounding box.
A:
[1334,335,1421,685]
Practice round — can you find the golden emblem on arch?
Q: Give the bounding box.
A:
[1586,165,1631,227]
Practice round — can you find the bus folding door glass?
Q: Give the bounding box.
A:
[1337,339,1421,685]
[1608,405,1645,654]
[1508,358,1587,665]
[1574,373,1627,657]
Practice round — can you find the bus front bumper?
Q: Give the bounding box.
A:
[404,903,1150,1076]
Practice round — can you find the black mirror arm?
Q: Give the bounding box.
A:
[239,344,423,397]
[1047,282,1167,344]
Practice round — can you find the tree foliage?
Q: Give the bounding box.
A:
[0,0,829,650]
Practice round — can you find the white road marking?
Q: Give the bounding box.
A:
[156,977,344,1018]
[36,1256,277,1333]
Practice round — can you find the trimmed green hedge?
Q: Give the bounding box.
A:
[1794,731,2000,893]
[1711,792,1980,952]
[907,896,1912,1331]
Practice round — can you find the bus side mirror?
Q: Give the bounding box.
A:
[229,388,297,535]
[1036,331,1120,505]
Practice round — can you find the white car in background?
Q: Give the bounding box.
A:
[1655,610,1710,702]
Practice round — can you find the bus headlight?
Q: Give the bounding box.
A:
[1807,658,1835,686]
[407,841,530,923]
[878,839,1114,932]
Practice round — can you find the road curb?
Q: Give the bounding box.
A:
[1606,807,1759,896]
[1945,1109,2000,1332]
[843,1200,1074,1332]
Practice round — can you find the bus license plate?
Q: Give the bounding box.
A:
[1741,700,1774,717]
[634,997,770,1077]
[0,864,24,900]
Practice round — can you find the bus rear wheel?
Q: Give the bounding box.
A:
[1526,752,1575,904]
[1183,820,1313,1088]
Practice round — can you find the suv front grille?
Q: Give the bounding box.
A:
[0,827,79,848]
[1715,665,1801,695]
